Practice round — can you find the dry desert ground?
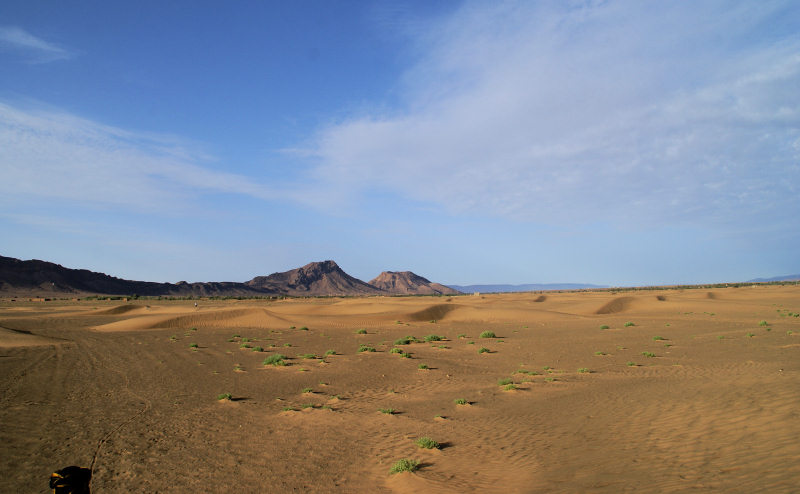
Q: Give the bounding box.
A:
[1,285,799,493]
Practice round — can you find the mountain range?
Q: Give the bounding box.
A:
[0,255,459,297]
[448,283,607,293]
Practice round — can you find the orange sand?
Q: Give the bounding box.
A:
[1,285,798,492]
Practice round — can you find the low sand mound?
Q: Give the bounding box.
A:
[407,304,458,322]
[93,307,289,331]
[0,326,63,347]
[533,295,547,302]
[90,304,146,315]
[595,296,636,314]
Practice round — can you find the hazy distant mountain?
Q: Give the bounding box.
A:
[246,260,382,296]
[448,283,606,293]
[747,274,800,282]
[369,271,461,295]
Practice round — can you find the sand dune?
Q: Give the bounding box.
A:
[1,285,798,492]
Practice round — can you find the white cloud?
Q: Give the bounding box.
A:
[0,101,281,213]
[0,26,72,62]
[308,0,800,227]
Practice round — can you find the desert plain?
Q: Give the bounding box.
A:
[1,284,799,493]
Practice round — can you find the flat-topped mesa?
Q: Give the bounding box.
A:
[246,260,382,296]
[369,271,461,295]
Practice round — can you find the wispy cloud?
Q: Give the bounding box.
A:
[307,0,800,228]
[0,101,282,213]
[0,26,73,62]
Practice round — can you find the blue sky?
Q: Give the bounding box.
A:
[1,1,798,286]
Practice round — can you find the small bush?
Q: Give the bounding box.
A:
[324,349,336,356]
[299,326,309,331]
[457,333,467,339]
[400,352,411,358]
[479,331,496,338]
[424,334,443,342]
[627,361,636,366]
[299,353,318,359]
[241,337,251,343]
[379,408,395,414]
[747,332,755,337]
[302,387,313,393]
[358,344,376,353]
[252,346,263,352]
[624,322,635,327]
[418,364,429,370]
[263,354,286,366]
[478,347,490,354]
[217,393,232,401]
[454,398,467,405]
[594,351,606,356]
[415,437,440,449]
[642,351,656,358]
[577,368,590,373]
[758,320,768,326]
[355,329,367,334]
[503,383,517,391]
[189,343,198,348]
[389,459,419,474]
[600,325,610,330]
[394,336,418,345]
[652,336,665,341]
[390,347,403,354]
[498,378,512,386]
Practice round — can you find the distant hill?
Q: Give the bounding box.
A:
[0,255,456,298]
[0,255,267,297]
[369,271,461,295]
[246,260,382,296]
[747,274,800,282]
[448,283,606,293]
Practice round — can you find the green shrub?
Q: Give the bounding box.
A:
[624,322,635,327]
[324,349,336,356]
[418,364,429,370]
[642,351,656,358]
[189,343,198,348]
[454,398,467,405]
[358,344,376,353]
[747,332,755,337]
[379,408,395,414]
[263,354,286,366]
[299,353,318,359]
[252,346,263,352]
[759,320,768,326]
[389,459,419,474]
[479,331,496,338]
[302,387,313,393]
[498,378,513,386]
[299,326,308,331]
[503,383,517,391]
[457,333,467,339]
[390,347,403,354]
[652,336,665,341]
[477,347,490,354]
[600,325,610,330]
[424,334,443,342]
[216,393,232,401]
[355,328,367,334]
[627,361,636,366]
[577,368,590,373]
[415,437,440,449]
[394,335,418,345]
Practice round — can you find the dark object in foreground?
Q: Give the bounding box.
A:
[50,466,91,494]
